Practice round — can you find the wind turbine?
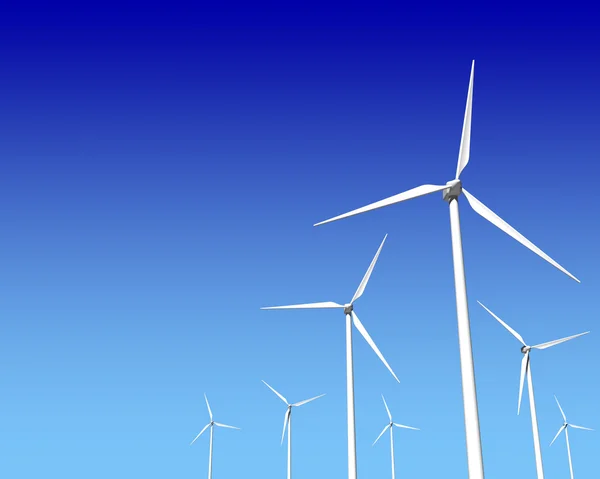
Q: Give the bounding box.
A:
[372,395,419,479]
[312,60,580,479]
[190,394,240,479]
[261,234,400,479]
[478,301,588,479]
[550,396,593,479]
[262,380,325,479]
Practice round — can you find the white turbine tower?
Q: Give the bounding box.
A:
[372,395,419,479]
[261,234,400,479]
[312,60,580,479]
[190,394,240,479]
[550,396,593,479]
[478,301,588,479]
[262,380,325,479]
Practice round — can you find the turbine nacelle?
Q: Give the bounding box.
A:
[521,345,531,354]
[442,179,463,202]
[344,303,354,314]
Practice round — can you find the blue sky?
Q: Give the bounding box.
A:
[1,2,599,478]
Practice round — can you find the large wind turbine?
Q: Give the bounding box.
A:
[478,301,588,479]
[312,60,580,479]
[261,234,400,479]
[372,395,419,479]
[550,396,593,479]
[262,380,325,479]
[190,394,240,479]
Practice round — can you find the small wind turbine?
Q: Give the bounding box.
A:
[262,234,400,479]
[262,380,325,479]
[372,395,419,479]
[190,394,240,479]
[312,60,580,479]
[478,301,588,479]
[550,396,593,479]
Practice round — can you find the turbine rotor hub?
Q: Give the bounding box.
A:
[443,179,463,203]
[521,345,531,353]
[344,303,354,315]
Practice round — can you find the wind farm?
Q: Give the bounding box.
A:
[4,15,599,479]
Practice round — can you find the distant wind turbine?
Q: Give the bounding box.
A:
[478,301,588,479]
[262,380,325,479]
[550,396,593,479]
[372,395,419,479]
[313,60,580,479]
[262,234,400,479]
[190,394,240,479]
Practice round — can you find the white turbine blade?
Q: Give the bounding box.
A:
[555,395,567,422]
[531,331,589,350]
[262,380,288,405]
[462,188,580,283]
[352,311,400,383]
[455,60,475,179]
[292,393,326,407]
[261,301,344,310]
[570,424,594,431]
[214,422,240,430]
[517,351,529,415]
[477,301,526,346]
[382,395,392,422]
[190,423,211,445]
[204,393,213,421]
[373,424,390,446]
[550,425,566,446]
[351,234,387,304]
[313,184,448,227]
[281,408,291,445]
[393,423,420,431]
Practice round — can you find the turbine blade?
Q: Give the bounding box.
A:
[214,422,240,430]
[352,312,400,383]
[313,184,448,227]
[262,380,288,405]
[393,423,420,431]
[455,60,475,179]
[462,188,580,283]
[555,395,567,422]
[382,395,392,422]
[190,423,211,445]
[531,331,589,350]
[292,393,326,407]
[351,234,387,304]
[477,301,526,346]
[373,424,390,446]
[550,425,566,446]
[518,351,529,415]
[261,301,344,310]
[281,409,291,445]
[204,393,213,421]
[570,424,593,431]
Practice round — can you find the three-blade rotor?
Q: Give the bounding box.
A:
[478,301,589,415]
[190,394,240,446]
[373,394,419,446]
[261,234,400,384]
[262,380,325,445]
[550,396,593,446]
[313,61,580,284]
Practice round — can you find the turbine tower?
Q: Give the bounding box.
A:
[550,396,593,479]
[261,234,400,479]
[312,60,580,479]
[262,380,325,479]
[190,394,240,479]
[478,301,588,479]
[372,395,419,479]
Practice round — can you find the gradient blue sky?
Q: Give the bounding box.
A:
[2,3,599,478]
